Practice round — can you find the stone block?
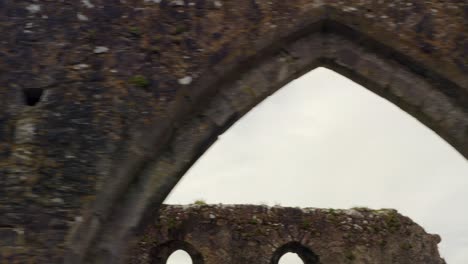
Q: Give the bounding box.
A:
[284,33,325,70]
[388,68,433,109]
[0,227,23,246]
[203,96,237,128]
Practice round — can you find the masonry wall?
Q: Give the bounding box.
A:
[0,1,467,262]
[131,205,445,264]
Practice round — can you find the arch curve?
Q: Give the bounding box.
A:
[271,242,320,264]
[61,3,468,263]
[150,240,204,264]
[2,1,468,263]
[76,27,468,263]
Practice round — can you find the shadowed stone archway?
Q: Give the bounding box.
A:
[0,1,467,263]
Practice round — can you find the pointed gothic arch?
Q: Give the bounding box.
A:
[74,19,467,262]
[1,2,466,263]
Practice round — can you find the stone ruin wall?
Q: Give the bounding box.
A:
[130,205,444,264]
[0,1,467,262]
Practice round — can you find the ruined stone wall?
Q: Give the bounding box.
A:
[0,1,467,263]
[131,205,444,264]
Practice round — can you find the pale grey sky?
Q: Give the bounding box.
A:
[164,67,468,264]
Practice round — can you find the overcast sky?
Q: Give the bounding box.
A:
[163,67,468,264]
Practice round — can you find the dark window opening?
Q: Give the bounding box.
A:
[23,88,43,106]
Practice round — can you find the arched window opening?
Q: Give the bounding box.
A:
[22,88,43,106]
[271,242,320,264]
[166,250,193,264]
[279,252,304,264]
[151,240,204,264]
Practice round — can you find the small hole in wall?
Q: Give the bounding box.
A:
[23,88,44,106]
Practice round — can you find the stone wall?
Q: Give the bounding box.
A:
[131,205,444,264]
[0,1,467,262]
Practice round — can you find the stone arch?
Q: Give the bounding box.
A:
[24,2,463,263]
[150,240,204,264]
[271,242,320,264]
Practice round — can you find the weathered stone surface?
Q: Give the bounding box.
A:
[0,1,467,263]
[130,204,445,264]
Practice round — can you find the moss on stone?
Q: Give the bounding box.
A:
[301,219,311,229]
[400,242,413,250]
[383,211,402,233]
[129,75,150,89]
[129,27,142,37]
[344,250,356,262]
[194,199,206,205]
